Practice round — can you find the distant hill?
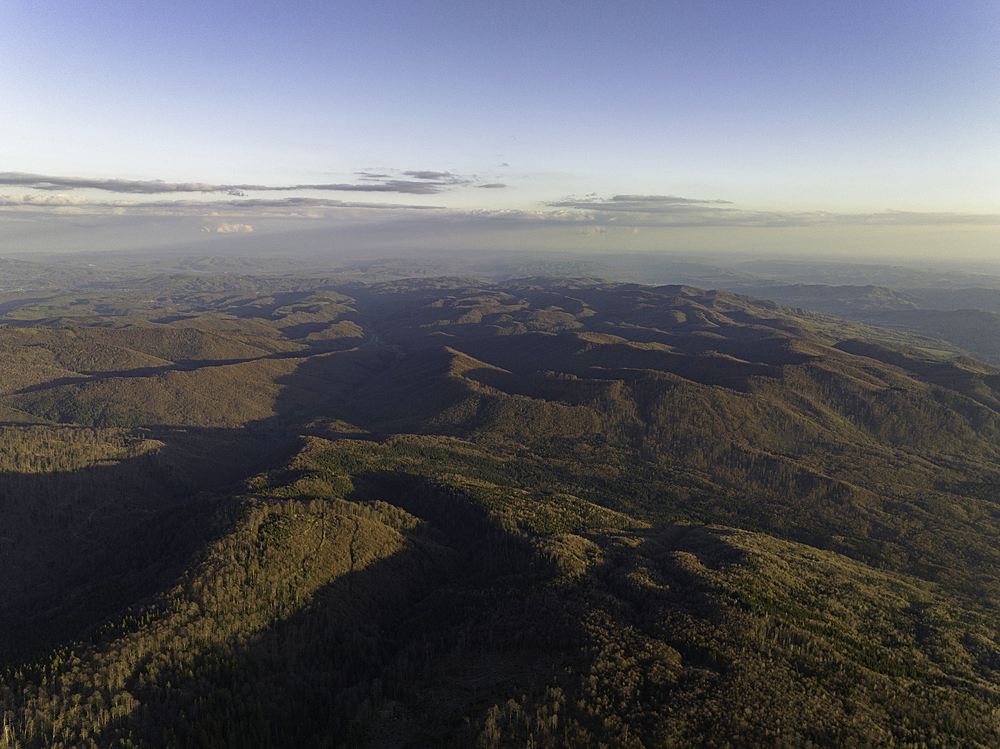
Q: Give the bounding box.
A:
[732,283,1000,363]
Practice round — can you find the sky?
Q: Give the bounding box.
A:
[1,0,998,261]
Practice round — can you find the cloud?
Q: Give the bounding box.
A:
[0,170,476,196]
[0,194,95,206]
[356,169,477,190]
[0,193,447,219]
[836,210,1000,227]
[466,196,1000,230]
[212,197,445,211]
[465,208,595,222]
[547,194,734,212]
[401,171,465,182]
[534,193,763,228]
[347,180,446,194]
[204,222,254,233]
[531,193,745,227]
[3,181,999,232]
[0,173,206,193]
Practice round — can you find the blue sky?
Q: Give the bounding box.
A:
[1,0,998,259]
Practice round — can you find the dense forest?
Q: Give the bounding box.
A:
[3,263,1000,747]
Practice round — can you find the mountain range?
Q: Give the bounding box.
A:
[2,261,1000,747]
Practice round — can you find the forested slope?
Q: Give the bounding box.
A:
[3,275,1000,747]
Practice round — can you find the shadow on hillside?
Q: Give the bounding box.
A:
[80,502,757,747]
[0,425,288,666]
[241,342,398,433]
[0,297,58,315]
[563,524,751,663]
[579,523,750,608]
[651,523,751,571]
[223,291,321,319]
[8,349,320,396]
[86,474,553,747]
[4,432,763,747]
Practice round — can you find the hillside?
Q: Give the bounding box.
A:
[731,283,1000,364]
[3,275,1000,747]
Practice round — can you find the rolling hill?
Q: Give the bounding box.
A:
[3,274,1000,747]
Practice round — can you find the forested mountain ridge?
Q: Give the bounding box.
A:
[727,283,1000,364]
[3,274,1000,747]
